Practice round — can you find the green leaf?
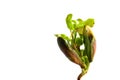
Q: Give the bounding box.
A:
[72,20,77,28]
[77,18,83,22]
[84,18,95,27]
[66,14,74,30]
[55,34,71,41]
[76,18,85,28]
[73,18,85,34]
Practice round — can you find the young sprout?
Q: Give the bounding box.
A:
[55,14,96,80]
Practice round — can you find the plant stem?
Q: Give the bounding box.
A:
[77,68,88,80]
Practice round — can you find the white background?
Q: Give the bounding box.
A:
[0,0,120,80]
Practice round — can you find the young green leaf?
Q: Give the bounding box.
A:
[76,18,85,29]
[55,34,71,41]
[84,18,95,27]
[66,14,74,30]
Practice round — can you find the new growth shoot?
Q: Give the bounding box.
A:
[55,14,96,80]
